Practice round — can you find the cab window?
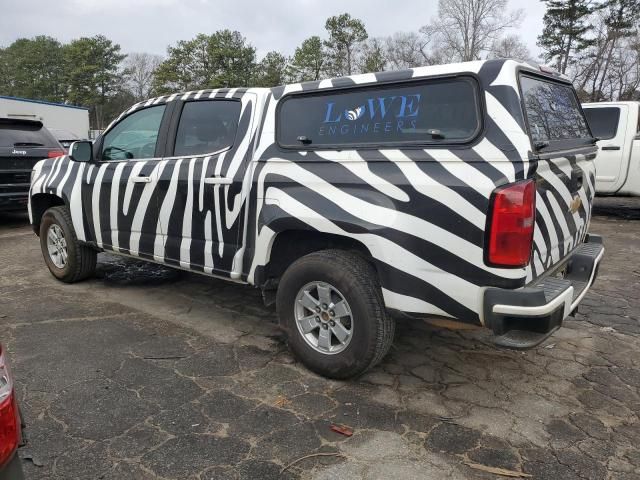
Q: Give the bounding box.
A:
[101,105,166,161]
[583,107,620,141]
[173,100,241,157]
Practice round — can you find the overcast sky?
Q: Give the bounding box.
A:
[0,0,546,60]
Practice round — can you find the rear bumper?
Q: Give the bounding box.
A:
[483,235,604,349]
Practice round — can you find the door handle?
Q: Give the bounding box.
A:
[130,176,152,183]
[601,145,620,151]
[203,177,233,185]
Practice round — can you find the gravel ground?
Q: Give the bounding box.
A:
[0,196,639,480]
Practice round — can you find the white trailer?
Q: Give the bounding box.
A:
[583,101,640,196]
[0,95,90,143]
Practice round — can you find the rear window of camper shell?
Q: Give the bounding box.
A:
[520,74,592,151]
[276,76,482,149]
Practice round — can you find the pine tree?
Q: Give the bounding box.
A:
[324,13,368,76]
[287,36,325,82]
[63,35,126,128]
[254,51,288,87]
[538,0,596,73]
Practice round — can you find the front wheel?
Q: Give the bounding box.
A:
[40,206,96,283]
[276,249,395,379]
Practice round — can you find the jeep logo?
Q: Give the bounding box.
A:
[11,149,27,155]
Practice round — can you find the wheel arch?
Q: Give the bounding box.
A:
[257,229,380,290]
[30,193,66,235]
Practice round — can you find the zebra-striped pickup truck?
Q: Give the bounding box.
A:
[29,59,604,379]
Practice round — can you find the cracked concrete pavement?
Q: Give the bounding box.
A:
[0,196,639,479]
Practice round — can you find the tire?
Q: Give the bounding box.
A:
[40,206,96,283]
[276,249,395,379]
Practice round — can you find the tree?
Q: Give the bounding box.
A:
[324,13,368,76]
[593,0,640,98]
[210,30,257,88]
[152,30,256,93]
[489,34,531,61]
[611,33,640,100]
[123,52,163,101]
[538,0,596,74]
[101,89,137,126]
[359,38,387,73]
[63,35,126,129]
[254,51,288,87]
[151,38,200,93]
[384,31,436,69]
[0,49,7,95]
[0,36,65,102]
[287,36,325,82]
[425,0,523,62]
[571,0,640,101]
[618,32,640,99]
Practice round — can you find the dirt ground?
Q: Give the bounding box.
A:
[1,196,639,480]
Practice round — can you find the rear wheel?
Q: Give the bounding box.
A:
[276,249,395,379]
[40,206,96,283]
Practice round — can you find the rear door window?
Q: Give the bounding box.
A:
[583,107,620,140]
[520,75,592,151]
[277,77,481,148]
[0,119,60,147]
[173,100,241,157]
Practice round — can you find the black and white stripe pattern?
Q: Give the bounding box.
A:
[29,59,596,326]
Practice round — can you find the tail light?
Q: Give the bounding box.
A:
[0,345,20,467]
[48,150,65,158]
[486,180,536,267]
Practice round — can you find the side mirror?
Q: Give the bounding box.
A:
[69,141,93,163]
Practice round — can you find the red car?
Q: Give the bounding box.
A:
[0,344,24,479]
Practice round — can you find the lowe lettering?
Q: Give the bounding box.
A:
[319,93,422,140]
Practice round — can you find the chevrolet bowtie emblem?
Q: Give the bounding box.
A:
[569,195,582,214]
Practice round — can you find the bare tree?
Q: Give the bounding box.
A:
[358,38,387,73]
[123,52,163,101]
[425,0,524,62]
[592,0,640,101]
[571,1,640,102]
[384,31,436,69]
[603,34,640,100]
[620,33,640,99]
[610,39,640,100]
[489,34,532,61]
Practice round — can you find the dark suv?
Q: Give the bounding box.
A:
[1,118,64,213]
